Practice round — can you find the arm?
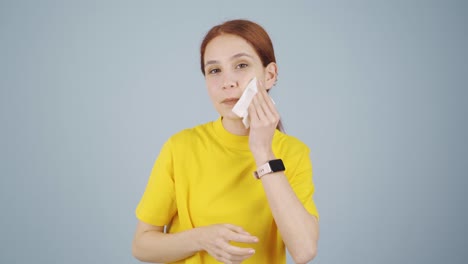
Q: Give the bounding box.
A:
[132,221,199,263]
[248,83,319,264]
[256,155,319,264]
[132,220,258,263]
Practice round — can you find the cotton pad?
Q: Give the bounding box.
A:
[232,78,275,128]
[232,77,258,128]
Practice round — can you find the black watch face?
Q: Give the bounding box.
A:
[270,159,285,172]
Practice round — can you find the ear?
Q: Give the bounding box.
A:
[263,62,278,90]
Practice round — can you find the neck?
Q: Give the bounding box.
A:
[221,116,249,136]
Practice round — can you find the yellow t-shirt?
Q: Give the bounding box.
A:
[136,117,319,263]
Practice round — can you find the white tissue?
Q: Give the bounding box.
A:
[232,78,258,128]
[232,78,276,128]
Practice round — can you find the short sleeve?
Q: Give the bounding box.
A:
[287,147,320,222]
[135,139,177,226]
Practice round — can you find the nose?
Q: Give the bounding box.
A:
[223,82,236,89]
[222,75,237,90]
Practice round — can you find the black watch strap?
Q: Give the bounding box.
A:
[254,159,285,179]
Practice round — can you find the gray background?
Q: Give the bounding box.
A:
[1,0,467,263]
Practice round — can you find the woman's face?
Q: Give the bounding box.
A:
[203,34,277,120]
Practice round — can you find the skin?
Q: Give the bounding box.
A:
[203,34,277,137]
[132,34,319,264]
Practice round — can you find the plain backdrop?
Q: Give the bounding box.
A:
[1,0,467,263]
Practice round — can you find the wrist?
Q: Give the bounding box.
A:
[253,158,286,179]
[190,227,204,252]
[253,151,276,167]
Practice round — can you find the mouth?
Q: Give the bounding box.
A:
[221,98,239,105]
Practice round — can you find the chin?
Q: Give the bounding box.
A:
[222,112,242,121]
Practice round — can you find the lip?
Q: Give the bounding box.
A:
[221,98,239,105]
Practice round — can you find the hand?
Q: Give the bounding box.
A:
[248,80,280,164]
[196,224,258,264]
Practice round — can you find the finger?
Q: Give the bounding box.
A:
[224,224,251,236]
[257,82,278,117]
[255,81,274,111]
[251,94,268,121]
[223,244,256,257]
[255,87,279,127]
[232,252,255,262]
[227,231,259,244]
[215,248,254,263]
[228,253,255,262]
[248,100,260,122]
[255,92,278,128]
[257,79,276,105]
[218,257,231,264]
[218,251,253,263]
[215,244,254,263]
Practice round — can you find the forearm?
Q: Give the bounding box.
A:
[255,153,319,263]
[132,228,201,263]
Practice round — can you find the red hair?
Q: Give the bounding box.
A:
[200,19,284,132]
[200,19,276,75]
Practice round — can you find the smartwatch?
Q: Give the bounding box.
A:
[254,159,285,179]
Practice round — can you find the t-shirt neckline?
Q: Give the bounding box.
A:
[212,116,251,151]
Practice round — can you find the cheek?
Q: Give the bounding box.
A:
[205,78,221,99]
[233,70,251,81]
[254,69,265,80]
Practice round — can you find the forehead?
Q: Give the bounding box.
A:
[204,34,259,61]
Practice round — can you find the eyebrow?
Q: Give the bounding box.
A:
[204,52,254,68]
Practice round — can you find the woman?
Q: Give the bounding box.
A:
[132,19,319,264]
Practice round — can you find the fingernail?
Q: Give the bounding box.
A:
[249,249,255,254]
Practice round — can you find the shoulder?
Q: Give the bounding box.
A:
[273,130,311,157]
[166,120,215,146]
[273,131,313,177]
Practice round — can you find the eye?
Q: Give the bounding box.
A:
[208,68,220,74]
[236,63,248,69]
